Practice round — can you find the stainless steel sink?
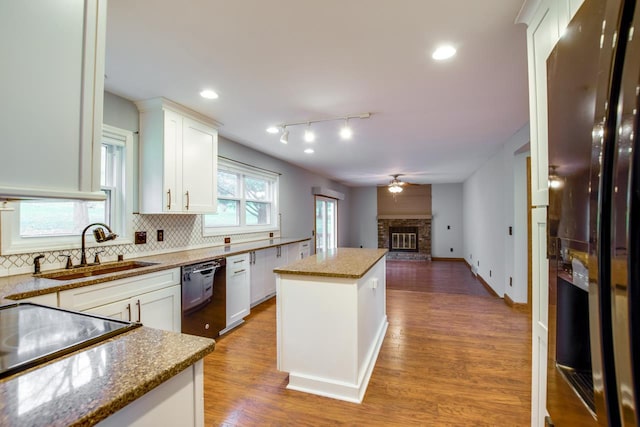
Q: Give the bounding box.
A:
[36,261,159,281]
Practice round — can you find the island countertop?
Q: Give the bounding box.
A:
[274,248,387,279]
[0,326,215,427]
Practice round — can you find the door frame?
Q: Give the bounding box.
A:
[314,195,338,252]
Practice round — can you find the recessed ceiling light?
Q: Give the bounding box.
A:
[304,148,314,154]
[432,45,456,61]
[200,89,219,99]
[266,126,279,134]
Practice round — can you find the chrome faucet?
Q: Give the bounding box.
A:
[79,223,117,267]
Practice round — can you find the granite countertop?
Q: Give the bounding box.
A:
[0,237,308,425]
[0,237,310,300]
[0,326,215,427]
[274,247,388,279]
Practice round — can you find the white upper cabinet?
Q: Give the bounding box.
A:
[0,0,106,200]
[136,98,220,214]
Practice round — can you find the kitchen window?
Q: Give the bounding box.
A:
[0,125,134,255]
[202,159,278,235]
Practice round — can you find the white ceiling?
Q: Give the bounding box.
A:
[105,0,529,187]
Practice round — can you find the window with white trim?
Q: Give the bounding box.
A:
[203,159,279,235]
[0,125,134,255]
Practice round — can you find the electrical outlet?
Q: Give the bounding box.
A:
[224,237,231,244]
[157,230,164,242]
[450,248,453,252]
[490,270,492,277]
[135,231,147,245]
[509,226,513,235]
[509,277,513,287]
[477,260,480,266]
[269,232,274,238]
[447,225,451,230]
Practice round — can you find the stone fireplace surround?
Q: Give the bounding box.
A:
[377,215,431,261]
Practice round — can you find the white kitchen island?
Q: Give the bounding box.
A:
[274,248,388,403]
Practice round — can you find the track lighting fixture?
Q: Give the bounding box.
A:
[280,127,289,144]
[340,118,352,140]
[267,112,371,153]
[304,123,315,142]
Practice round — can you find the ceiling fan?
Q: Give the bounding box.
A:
[387,174,412,193]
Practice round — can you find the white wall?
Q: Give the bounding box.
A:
[347,187,378,248]
[463,124,530,298]
[431,183,464,258]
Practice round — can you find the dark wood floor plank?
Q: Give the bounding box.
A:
[203,260,531,425]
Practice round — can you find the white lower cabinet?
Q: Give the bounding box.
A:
[225,253,250,331]
[59,268,181,333]
[97,359,204,427]
[84,285,181,332]
[250,241,311,307]
[285,240,310,263]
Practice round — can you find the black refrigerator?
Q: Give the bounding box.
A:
[546,0,640,425]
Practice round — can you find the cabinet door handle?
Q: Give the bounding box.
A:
[233,259,245,264]
[185,190,190,210]
[126,303,131,321]
[136,299,141,322]
[166,189,172,210]
[234,269,245,274]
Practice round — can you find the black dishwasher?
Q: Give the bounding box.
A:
[181,258,226,338]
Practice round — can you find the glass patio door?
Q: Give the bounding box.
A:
[315,196,337,252]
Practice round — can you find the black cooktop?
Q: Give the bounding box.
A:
[0,302,140,379]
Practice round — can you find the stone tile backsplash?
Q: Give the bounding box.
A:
[0,214,278,276]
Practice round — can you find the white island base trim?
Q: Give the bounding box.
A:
[286,317,388,403]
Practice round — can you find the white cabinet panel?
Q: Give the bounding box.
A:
[84,299,131,322]
[225,254,250,329]
[17,293,58,307]
[97,360,203,427]
[137,98,219,214]
[531,206,549,427]
[182,117,218,212]
[526,1,560,206]
[138,285,181,332]
[0,0,106,200]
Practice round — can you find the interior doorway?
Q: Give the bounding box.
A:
[315,196,337,252]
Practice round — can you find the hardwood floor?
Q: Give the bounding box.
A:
[203,260,531,426]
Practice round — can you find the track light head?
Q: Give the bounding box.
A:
[280,128,289,144]
[340,119,352,140]
[304,123,315,142]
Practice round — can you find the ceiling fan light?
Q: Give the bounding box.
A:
[388,183,403,193]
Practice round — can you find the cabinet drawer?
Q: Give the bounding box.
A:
[59,268,180,312]
[226,254,249,277]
